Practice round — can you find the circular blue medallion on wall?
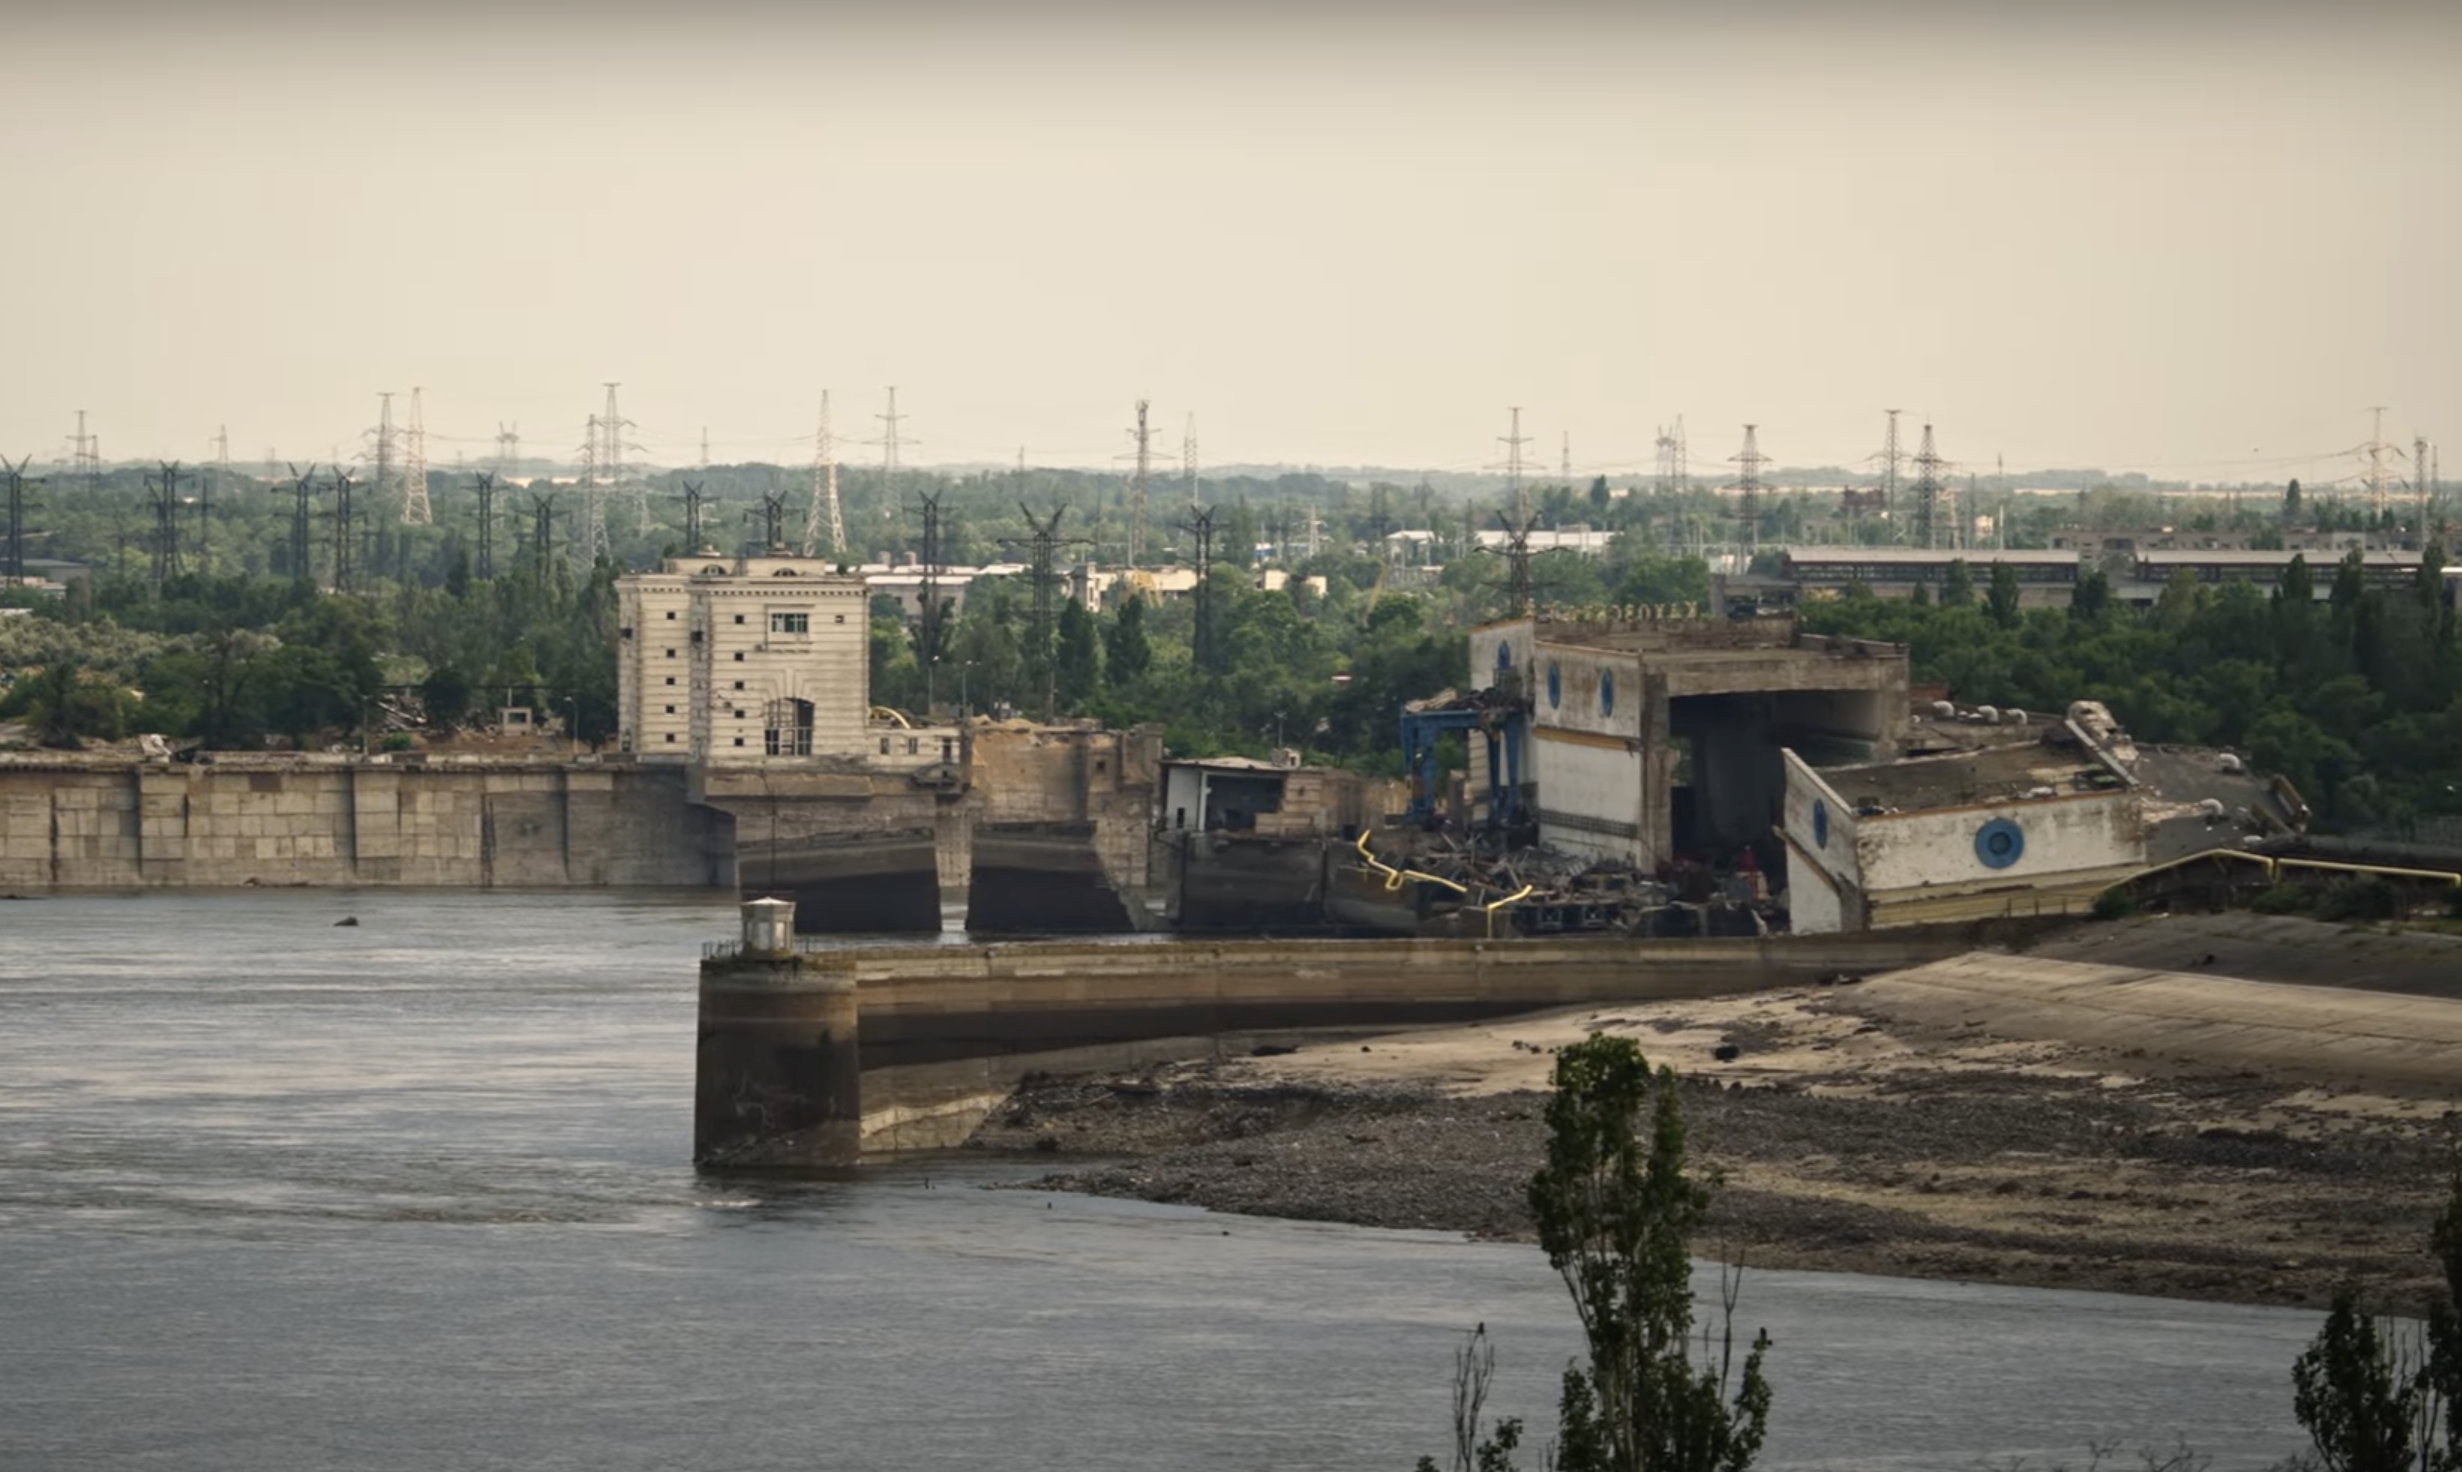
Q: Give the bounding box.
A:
[1599,669,1616,717]
[1974,817,2025,870]
[1547,661,1561,709]
[1812,798,1829,849]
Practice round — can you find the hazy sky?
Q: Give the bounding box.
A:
[6,1,2457,488]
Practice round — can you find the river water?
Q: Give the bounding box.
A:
[1,892,2321,1470]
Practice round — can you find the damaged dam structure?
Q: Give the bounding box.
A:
[692,898,2014,1167]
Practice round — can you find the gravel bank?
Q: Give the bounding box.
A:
[968,984,2460,1312]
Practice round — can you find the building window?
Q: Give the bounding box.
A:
[664,676,676,686]
[664,733,677,743]
[733,737,745,747]
[834,614,846,624]
[771,612,810,635]
[665,649,676,658]
[733,652,745,662]
[906,737,919,755]
[664,705,676,715]
[1600,669,1616,717]
[880,737,891,755]
[1547,661,1561,709]
[733,614,746,625]
[664,610,676,620]
[765,697,815,756]
[733,680,745,690]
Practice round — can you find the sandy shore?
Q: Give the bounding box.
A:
[970,954,2462,1312]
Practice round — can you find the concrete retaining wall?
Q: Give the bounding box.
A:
[0,760,729,889]
[819,927,2012,1143]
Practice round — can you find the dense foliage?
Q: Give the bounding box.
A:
[1801,549,2462,832]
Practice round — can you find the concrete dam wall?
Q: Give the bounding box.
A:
[696,924,2019,1161]
[0,759,732,890]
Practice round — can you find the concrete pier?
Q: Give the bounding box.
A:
[709,920,2036,1156]
[693,899,861,1169]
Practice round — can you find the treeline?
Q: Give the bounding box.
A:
[1801,549,2462,831]
[0,556,621,753]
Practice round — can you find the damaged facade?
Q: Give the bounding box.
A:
[1782,700,2307,932]
[1467,611,1908,871]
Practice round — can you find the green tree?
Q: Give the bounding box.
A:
[2069,566,2111,622]
[1986,560,2023,630]
[2289,1172,2462,1472]
[2293,1290,2428,1472]
[1940,558,1974,608]
[420,662,474,732]
[1531,1034,1772,1472]
[1105,592,1152,689]
[0,660,127,750]
[1055,597,1100,712]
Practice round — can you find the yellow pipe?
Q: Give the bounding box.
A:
[2275,857,2462,887]
[2128,849,2275,882]
[1481,884,1534,939]
[1352,829,1469,895]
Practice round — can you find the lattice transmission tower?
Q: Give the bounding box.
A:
[1183,413,1199,508]
[870,387,910,525]
[1911,422,1945,549]
[1730,425,1767,549]
[803,391,844,558]
[69,409,101,493]
[1877,409,1903,532]
[401,388,432,525]
[368,393,397,542]
[1123,398,1155,566]
[1493,406,1532,523]
[2365,406,2392,525]
[3,456,39,585]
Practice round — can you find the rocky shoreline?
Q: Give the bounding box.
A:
[966,981,2459,1313]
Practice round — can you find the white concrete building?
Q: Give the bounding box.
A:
[1780,734,2142,932]
[1466,612,1908,871]
[617,553,871,763]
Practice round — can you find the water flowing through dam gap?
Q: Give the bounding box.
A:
[1,892,2320,1470]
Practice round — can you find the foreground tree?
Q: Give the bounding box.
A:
[1421,1037,1771,1472]
[1534,1035,1772,1472]
[2290,1172,2461,1472]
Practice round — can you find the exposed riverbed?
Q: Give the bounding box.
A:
[977,970,2460,1313]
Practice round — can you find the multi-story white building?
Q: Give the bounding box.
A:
[616,553,871,763]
